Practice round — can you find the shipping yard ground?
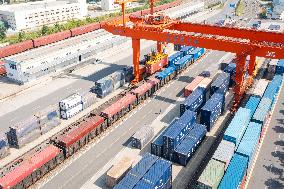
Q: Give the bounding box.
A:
[246,81,284,189]
[0,0,283,189]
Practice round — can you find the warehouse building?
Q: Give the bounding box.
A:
[0,0,87,31]
[4,29,128,84]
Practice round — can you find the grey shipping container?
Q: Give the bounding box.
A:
[210,72,230,95]
[212,140,235,170]
[34,105,60,125]
[82,92,97,109]
[131,126,154,149]
[9,128,41,149]
[0,133,9,159]
[40,118,61,135]
[10,116,40,139]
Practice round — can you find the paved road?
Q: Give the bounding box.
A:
[39,50,227,189]
[247,83,284,189]
[0,44,155,133]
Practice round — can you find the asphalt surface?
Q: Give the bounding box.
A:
[0,45,155,133]
[39,50,227,189]
[247,83,284,189]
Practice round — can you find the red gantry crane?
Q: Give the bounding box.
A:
[103,0,284,108]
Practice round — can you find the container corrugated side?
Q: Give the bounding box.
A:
[210,72,230,95]
[236,122,262,163]
[114,174,140,189]
[218,154,248,189]
[196,159,225,189]
[276,59,284,75]
[223,107,250,147]
[184,76,204,97]
[212,140,235,170]
[244,96,261,118]
[180,87,205,115]
[142,159,172,188]
[252,97,272,124]
[132,126,154,149]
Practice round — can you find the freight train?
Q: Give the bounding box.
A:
[0,1,181,60]
[0,44,205,188]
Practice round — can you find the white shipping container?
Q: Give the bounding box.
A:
[105,156,133,188]
[59,94,82,110]
[60,103,83,119]
[82,92,97,109]
[253,79,269,97]
[212,140,235,170]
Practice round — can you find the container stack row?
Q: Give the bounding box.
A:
[196,61,284,189]
[114,153,172,189]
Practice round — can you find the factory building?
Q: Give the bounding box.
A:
[0,0,87,31]
[4,30,128,84]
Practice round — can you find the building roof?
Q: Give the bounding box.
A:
[0,0,78,13]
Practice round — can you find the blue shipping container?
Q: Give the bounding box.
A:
[163,110,196,150]
[189,48,205,61]
[200,93,225,131]
[129,153,159,179]
[223,63,236,86]
[236,122,262,163]
[210,72,230,95]
[276,59,284,75]
[218,154,248,189]
[168,52,183,66]
[180,87,205,116]
[244,96,261,118]
[180,46,195,56]
[174,55,193,70]
[186,123,207,143]
[141,159,172,188]
[223,107,251,147]
[263,75,282,104]
[252,97,272,125]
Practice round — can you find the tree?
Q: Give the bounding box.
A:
[54,22,64,33]
[18,30,26,42]
[0,25,7,40]
[41,25,49,35]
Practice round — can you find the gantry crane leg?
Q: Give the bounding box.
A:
[157,41,163,53]
[247,54,256,88]
[132,38,141,83]
[233,54,247,110]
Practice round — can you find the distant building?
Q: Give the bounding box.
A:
[0,0,87,31]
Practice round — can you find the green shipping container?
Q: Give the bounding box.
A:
[196,159,225,189]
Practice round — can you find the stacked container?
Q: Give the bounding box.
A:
[110,71,125,90]
[210,72,230,95]
[218,154,248,189]
[94,77,114,98]
[115,153,159,189]
[105,156,133,188]
[263,75,283,104]
[131,126,154,149]
[252,97,272,125]
[267,59,278,80]
[223,107,251,147]
[223,63,236,86]
[184,76,204,97]
[174,123,206,166]
[212,140,235,170]
[35,105,61,135]
[180,87,205,116]
[168,52,183,67]
[189,48,205,61]
[180,46,195,56]
[163,110,196,161]
[151,118,179,157]
[244,96,261,118]
[252,79,269,98]
[236,122,262,171]
[8,116,41,148]
[174,44,185,51]
[123,66,134,82]
[196,159,225,189]
[0,133,9,159]
[59,94,83,120]
[135,159,172,189]
[200,93,225,131]
[197,77,212,101]
[174,55,193,71]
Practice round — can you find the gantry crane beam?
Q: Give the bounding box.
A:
[104,24,284,58]
[170,22,284,44]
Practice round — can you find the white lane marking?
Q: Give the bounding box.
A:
[278,134,281,139]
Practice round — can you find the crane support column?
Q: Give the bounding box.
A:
[247,54,256,88]
[132,38,141,83]
[233,54,247,110]
[157,41,163,53]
